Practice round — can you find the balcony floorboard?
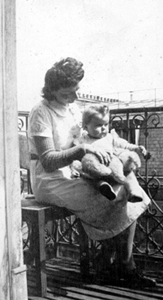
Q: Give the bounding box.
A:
[27,257,163,300]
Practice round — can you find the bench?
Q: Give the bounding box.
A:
[21,197,90,297]
[20,135,89,297]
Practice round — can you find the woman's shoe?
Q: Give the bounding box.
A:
[108,266,156,289]
[121,268,156,288]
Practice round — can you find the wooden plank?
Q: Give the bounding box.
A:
[28,280,163,300]
[29,294,68,300]
[35,209,47,297]
[46,262,163,298]
[46,265,163,300]
[47,284,163,300]
[27,257,163,300]
[82,284,163,300]
[28,297,48,300]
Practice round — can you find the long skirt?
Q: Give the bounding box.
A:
[30,161,150,241]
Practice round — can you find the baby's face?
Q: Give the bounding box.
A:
[86,114,109,139]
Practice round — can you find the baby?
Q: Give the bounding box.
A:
[72,104,149,202]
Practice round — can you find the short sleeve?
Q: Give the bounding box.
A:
[29,104,53,138]
[111,129,130,149]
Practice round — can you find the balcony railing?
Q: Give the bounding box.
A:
[110,106,163,260]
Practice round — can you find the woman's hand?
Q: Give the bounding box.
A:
[84,144,111,165]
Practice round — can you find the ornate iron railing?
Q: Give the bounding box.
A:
[110,107,163,259]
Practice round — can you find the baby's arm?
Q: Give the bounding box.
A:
[127,144,151,160]
[137,145,151,159]
[111,129,150,159]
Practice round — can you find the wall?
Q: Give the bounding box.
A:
[0,0,28,299]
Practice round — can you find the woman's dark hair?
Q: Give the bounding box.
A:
[82,104,109,128]
[42,57,84,101]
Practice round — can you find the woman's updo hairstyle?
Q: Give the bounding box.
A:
[42,57,84,101]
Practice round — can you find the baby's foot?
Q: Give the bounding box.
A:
[99,181,116,201]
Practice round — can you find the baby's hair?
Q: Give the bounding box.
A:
[42,57,84,101]
[82,104,109,128]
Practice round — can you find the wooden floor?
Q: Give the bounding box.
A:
[27,257,163,300]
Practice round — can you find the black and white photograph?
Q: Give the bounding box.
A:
[1,1,163,299]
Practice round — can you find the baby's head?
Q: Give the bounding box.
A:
[82,104,109,139]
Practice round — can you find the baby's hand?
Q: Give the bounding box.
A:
[138,145,147,156]
[71,169,80,178]
[70,160,82,178]
[138,145,151,160]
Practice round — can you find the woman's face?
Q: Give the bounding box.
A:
[52,84,79,106]
[86,114,109,139]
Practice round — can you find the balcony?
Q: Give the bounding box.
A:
[18,105,163,299]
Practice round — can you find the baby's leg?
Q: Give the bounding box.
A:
[81,154,117,200]
[81,154,142,202]
[99,155,142,202]
[81,153,113,178]
[109,156,142,202]
[97,156,128,201]
[82,153,127,188]
[97,180,116,201]
[124,171,143,202]
[108,155,127,184]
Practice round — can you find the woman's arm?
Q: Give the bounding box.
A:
[33,136,86,172]
[33,136,111,173]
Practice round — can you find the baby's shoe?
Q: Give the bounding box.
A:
[128,195,142,203]
[98,181,116,201]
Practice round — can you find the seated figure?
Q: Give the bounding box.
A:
[72,104,148,202]
[27,58,155,288]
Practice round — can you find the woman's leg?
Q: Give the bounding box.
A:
[114,221,136,274]
[112,221,156,287]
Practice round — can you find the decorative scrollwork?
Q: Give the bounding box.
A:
[132,114,145,128]
[109,115,124,130]
[146,171,160,200]
[57,217,79,244]
[18,118,24,131]
[147,113,160,128]
[134,216,163,256]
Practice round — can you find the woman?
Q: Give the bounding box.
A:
[28,57,155,287]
